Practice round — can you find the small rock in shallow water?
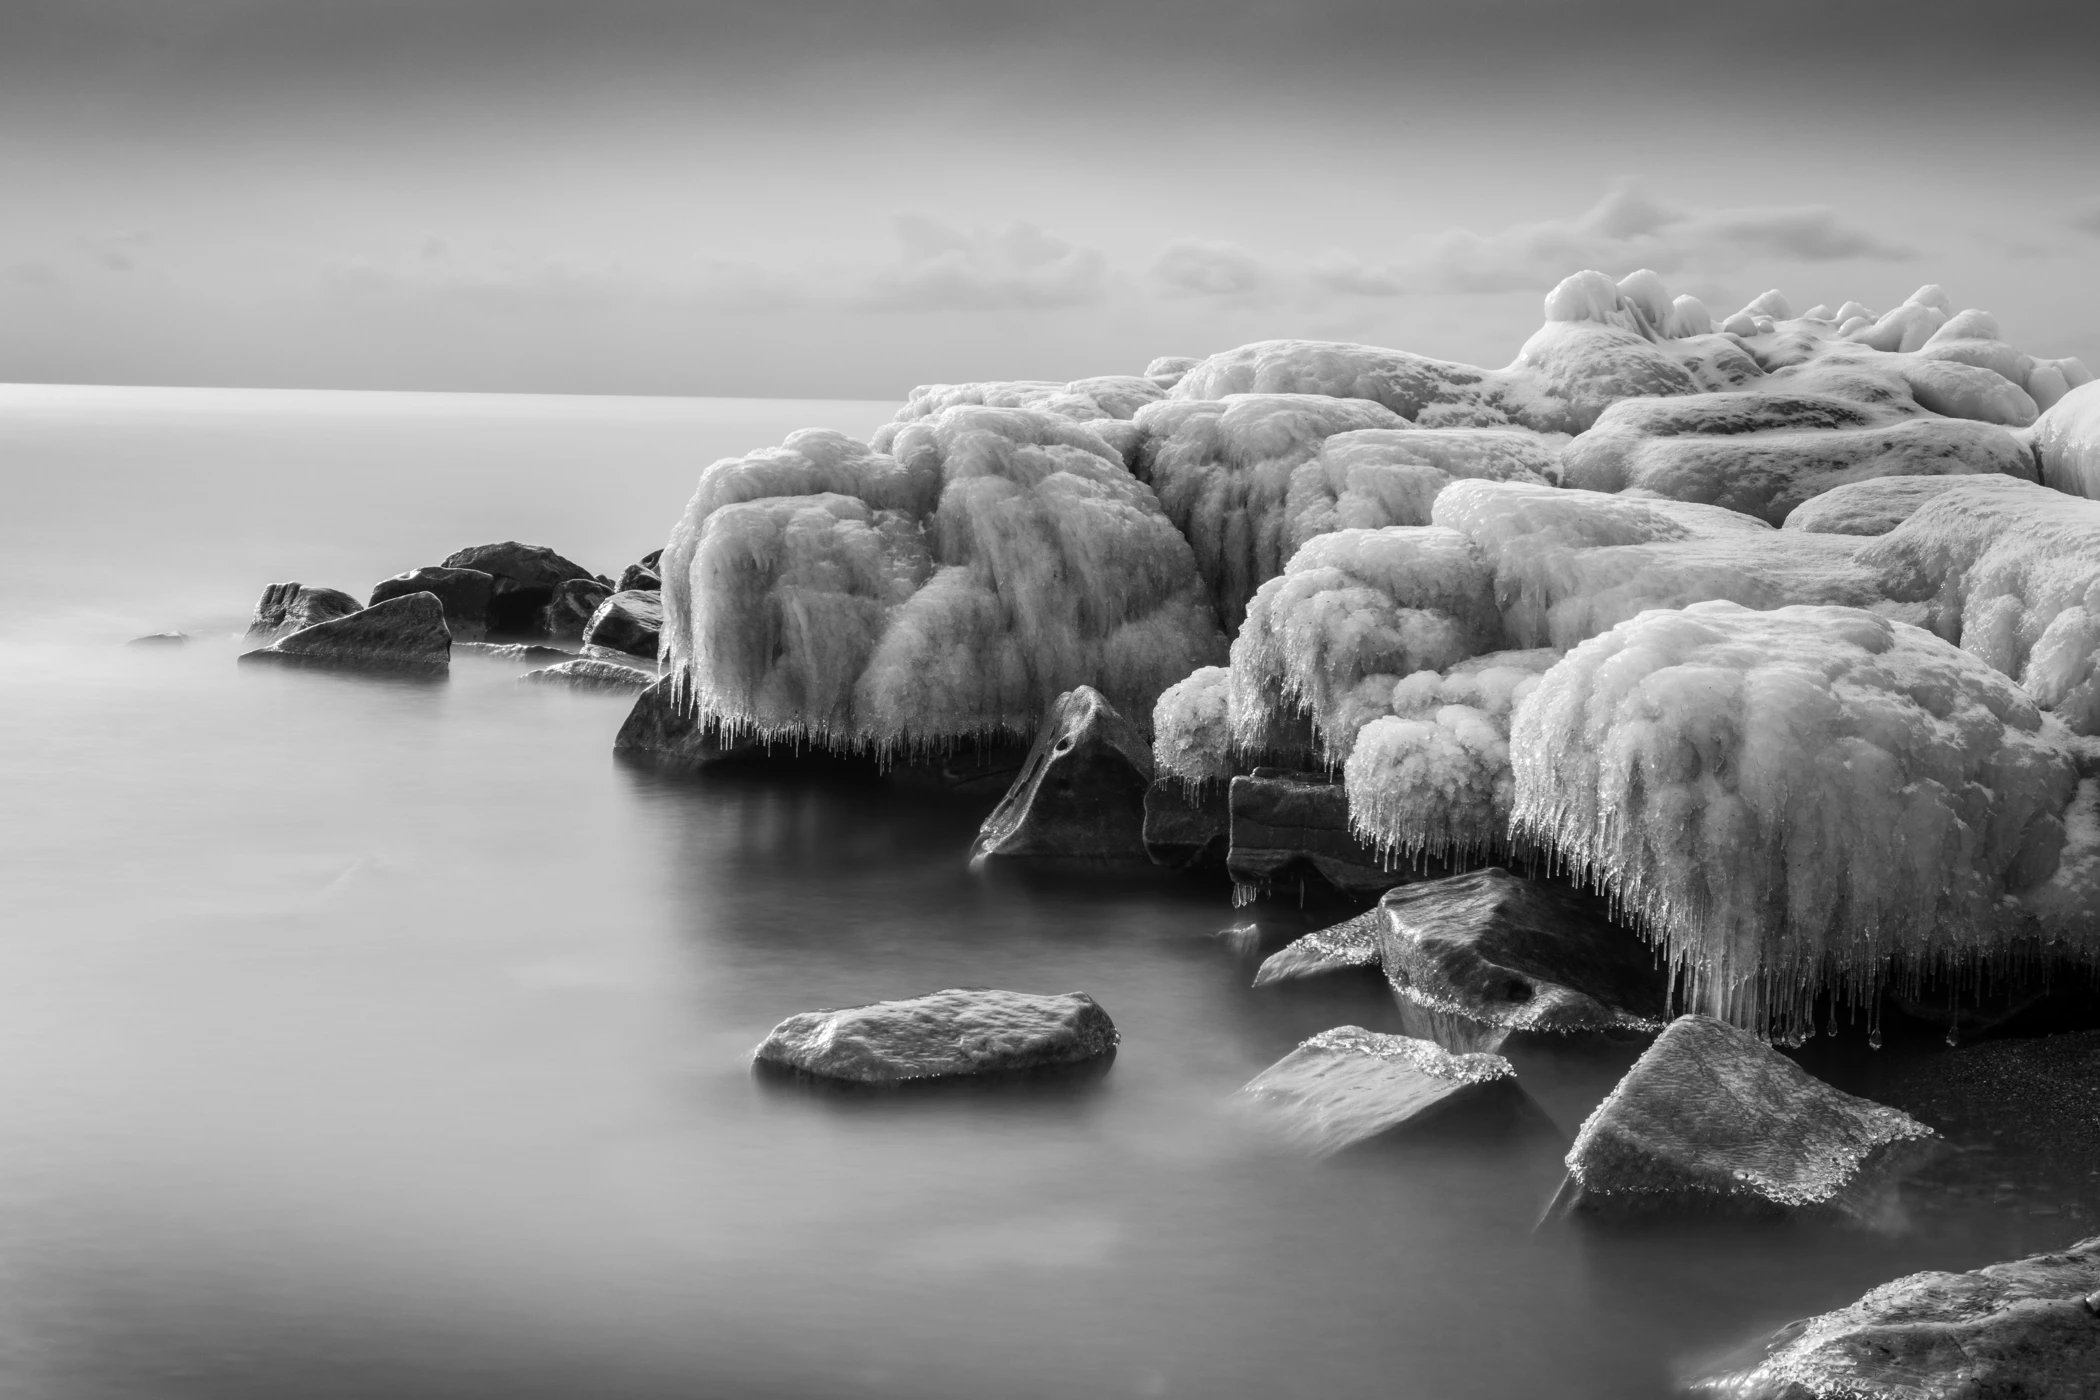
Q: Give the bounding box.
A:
[368,566,494,641]
[1684,1235,2100,1399]
[970,686,1153,862]
[126,632,188,646]
[1241,1026,1525,1155]
[240,591,449,675]
[244,581,363,642]
[518,658,653,693]
[458,642,573,663]
[580,589,662,660]
[753,988,1117,1084]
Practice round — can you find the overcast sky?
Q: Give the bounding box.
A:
[3,0,2096,398]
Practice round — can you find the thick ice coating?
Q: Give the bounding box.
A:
[661,411,1228,751]
[2033,380,2100,500]
[1281,427,1562,555]
[1151,664,1235,788]
[1509,601,2081,1034]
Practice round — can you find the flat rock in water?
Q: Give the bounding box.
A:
[542,577,613,641]
[580,589,662,660]
[1227,769,1399,899]
[244,581,363,642]
[753,988,1118,1084]
[970,686,1153,861]
[1556,1014,1935,1221]
[519,658,654,693]
[239,591,450,675]
[369,566,494,641]
[1375,867,1670,1051]
[1685,1235,2100,1399]
[1252,908,1385,987]
[1241,1026,1521,1155]
[1142,778,1229,869]
[440,542,596,635]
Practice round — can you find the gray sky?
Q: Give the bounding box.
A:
[3,0,2096,397]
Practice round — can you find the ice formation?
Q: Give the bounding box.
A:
[2033,380,2100,499]
[1280,427,1562,555]
[660,411,1226,751]
[1151,664,1235,788]
[1510,602,2080,1032]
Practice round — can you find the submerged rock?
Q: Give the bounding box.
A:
[440,541,596,635]
[239,591,450,675]
[1685,1235,2100,1399]
[244,581,363,642]
[752,988,1118,1084]
[126,632,188,646]
[1142,779,1230,869]
[518,658,653,693]
[1241,1026,1523,1155]
[1554,1015,1935,1221]
[542,577,613,641]
[369,566,494,641]
[1227,769,1397,899]
[970,686,1154,862]
[580,589,662,660]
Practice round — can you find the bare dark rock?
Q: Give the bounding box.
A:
[1685,1235,2100,1399]
[1553,1015,1935,1223]
[970,686,1154,862]
[613,677,757,769]
[369,566,494,641]
[1241,1027,1526,1154]
[753,988,1118,1084]
[518,658,654,693]
[239,591,450,675]
[543,578,613,641]
[244,581,364,642]
[440,541,597,635]
[1143,779,1230,869]
[1227,769,1399,899]
[616,561,662,592]
[581,589,663,660]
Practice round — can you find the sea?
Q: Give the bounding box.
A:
[0,383,2084,1399]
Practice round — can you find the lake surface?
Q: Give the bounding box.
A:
[0,384,2087,1399]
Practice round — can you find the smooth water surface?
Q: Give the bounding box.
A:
[0,386,2087,1400]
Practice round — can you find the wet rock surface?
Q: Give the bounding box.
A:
[753,988,1118,1084]
[616,559,662,592]
[1252,908,1385,986]
[1142,779,1230,869]
[1557,1015,1935,1221]
[542,577,614,641]
[1685,1235,2100,1400]
[1241,1026,1523,1155]
[613,677,757,769]
[457,641,574,663]
[518,658,654,693]
[440,541,597,635]
[125,632,188,646]
[239,591,451,675]
[970,686,1154,862]
[1227,769,1399,899]
[368,566,495,641]
[580,588,662,660]
[244,581,363,642]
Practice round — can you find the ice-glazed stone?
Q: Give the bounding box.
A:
[753,988,1118,1084]
[244,580,363,642]
[2034,379,2100,500]
[369,566,494,642]
[239,591,449,675]
[1555,1015,1935,1220]
[517,658,653,694]
[1685,1235,2100,1399]
[970,686,1154,862]
[1252,907,1385,987]
[1240,1026,1521,1155]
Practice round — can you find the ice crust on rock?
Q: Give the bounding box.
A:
[1281,427,1562,556]
[879,374,1168,433]
[1152,664,1236,788]
[1240,1026,1519,1155]
[2032,379,2100,500]
[660,412,1227,754]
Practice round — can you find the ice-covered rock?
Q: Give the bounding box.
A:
[751,988,1118,1084]
[878,375,1168,434]
[244,581,363,642]
[1684,1236,2100,1399]
[1780,475,1986,537]
[517,658,654,693]
[369,566,494,642]
[660,413,1226,755]
[612,676,753,770]
[441,541,598,636]
[580,588,662,660]
[969,686,1154,862]
[239,591,450,675]
[2033,379,2100,499]
[1152,664,1237,787]
[1251,906,1385,986]
[1240,1027,1523,1155]
[1280,426,1562,555]
[1553,1015,1935,1220]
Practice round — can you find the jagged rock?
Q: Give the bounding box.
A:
[1686,1236,2100,1399]
[244,581,363,642]
[1375,867,1670,1052]
[1142,779,1230,869]
[543,578,613,641]
[239,591,450,675]
[613,676,756,769]
[456,641,574,663]
[616,560,662,592]
[752,988,1118,1084]
[1227,769,1397,899]
[970,686,1154,862]
[1552,1015,1935,1222]
[126,632,188,646]
[518,658,654,693]
[1241,1026,1524,1154]
[1252,908,1385,986]
[368,566,494,641]
[439,541,596,635]
[580,589,662,660]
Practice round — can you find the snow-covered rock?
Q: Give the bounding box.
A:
[2033,379,2100,500]
[752,988,1118,1084]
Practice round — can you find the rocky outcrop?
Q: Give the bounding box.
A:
[1241,1026,1525,1155]
[1142,780,1230,869]
[518,658,654,693]
[244,581,363,642]
[752,988,1118,1084]
[580,589,663,660]
[369,566,495,641]
[1227,769,1399,900]
[1686,1236,2100,1399]
[439,541,597,635]
[969,686,1154,862]
[239,591,450,675]
[1552,1015,1935,1222]
[542,577,613,641]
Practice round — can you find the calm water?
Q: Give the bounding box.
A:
[0,385,2084,1400]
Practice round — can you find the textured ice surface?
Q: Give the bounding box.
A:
[1151,664,1236,788]
[1282,427,1562,556]
[1250,907,1385,986]
[1511,602,2080,1031]
[2032,380,2100,499]
[752,988,1118,1084]
[1240,1026,1517,1155]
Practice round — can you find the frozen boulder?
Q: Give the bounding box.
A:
[1684,1236,2100,1399]
[542,577,613,641]
[1227,768,1398,902]
[1252,906,1384,986]
[239,591,450,675]
[1141,778,1230,869]
[1898,357,2038,428]
[878,375,1168,433]
[517,658,653,694]
[440,541,598,635]
[1153,665,1237,787]
[1375,868,1669,1053]
[368,565,495,641]
[581,588,662,660]
[969,686,1154,862]
[244,581,363,642]
[1779,475,1985,537]
[1280,426,1562,555]
[1239,1027,1523,1155]
[1554,1015,1935,1220]
[2033,379,2100,500]
[752,988,1118,1084]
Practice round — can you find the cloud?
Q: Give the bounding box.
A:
[1151,240,1275,299]
[857,217,1109,312]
